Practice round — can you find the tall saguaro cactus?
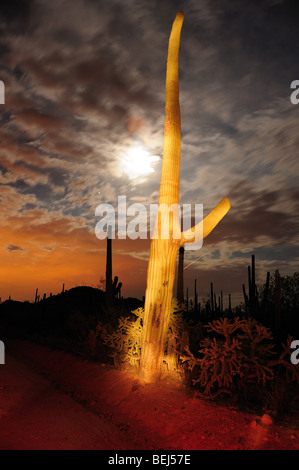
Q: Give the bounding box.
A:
[177,246,185,303]
[140,12,230,382]
[106,225,113,305]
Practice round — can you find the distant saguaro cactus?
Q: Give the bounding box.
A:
[242,255,257,316]
[261,271,270,310]
[274,270,281,340]
[105,226,113,305]
[194,278,198,314]
[112,276,122,299]
[210,282,214,313]
[228,294,232,313]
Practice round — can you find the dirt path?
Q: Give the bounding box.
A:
[0,353,135,450]
[1,340,298,450]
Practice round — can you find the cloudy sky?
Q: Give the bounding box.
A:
[0,0,299,306]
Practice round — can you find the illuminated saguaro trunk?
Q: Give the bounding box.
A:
[177,247,185,303]
[140,12,230,383]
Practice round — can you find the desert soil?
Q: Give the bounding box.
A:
[0,339,298,450]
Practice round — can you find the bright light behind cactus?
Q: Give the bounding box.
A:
[120,145,159,180]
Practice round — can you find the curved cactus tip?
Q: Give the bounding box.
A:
[174,11,184,26]
[223,197,231,211]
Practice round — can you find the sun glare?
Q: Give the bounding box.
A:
[120,145,159,180]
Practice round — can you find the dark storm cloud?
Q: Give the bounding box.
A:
[0,109,11,125]
[219,0,299,68]
[22,202,36,211]
[205,182,299,246]
[47,166,69,187]
[0,0,33,33]
[13,108,65,131]
[9,178,30,191]
[0,43,11,59]
[232,244,299,263]
[221,203,299,245]
[177,0,299,142]
[7,244,23,252]
[51,28,82,48]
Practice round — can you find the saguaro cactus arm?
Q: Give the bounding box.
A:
[181,197,230,245]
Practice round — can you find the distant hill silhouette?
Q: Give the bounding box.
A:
[0,286,143,347]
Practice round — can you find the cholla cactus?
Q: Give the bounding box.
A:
[103,300,185,373]
[102,307,143,367]
[181,317,276,397]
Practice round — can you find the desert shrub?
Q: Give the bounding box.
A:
[187,321,205,353]
[101,299,186,373]
[64,311,99,342]
[101,307,143,367]
[181,317,278,398]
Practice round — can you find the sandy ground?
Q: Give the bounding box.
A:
[0,353,135,450]
[0,339,298,450]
